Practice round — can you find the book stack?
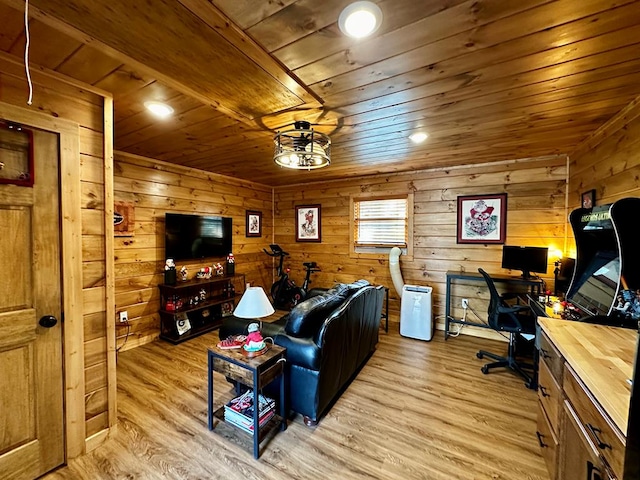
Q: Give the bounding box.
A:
[224,389,276,435]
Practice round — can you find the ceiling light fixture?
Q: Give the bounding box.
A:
[409,132,428,144]
[274,121,331,170]
[338,1,383,39]
[144,101,174,119]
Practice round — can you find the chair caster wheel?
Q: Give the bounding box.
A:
[476,352,484,359]
[481,366,489,374]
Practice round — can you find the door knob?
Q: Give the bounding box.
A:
[39,315,58,328]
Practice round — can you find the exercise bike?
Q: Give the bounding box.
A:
[263,244,320,310]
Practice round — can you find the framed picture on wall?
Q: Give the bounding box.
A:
[456,193,507,244]
[245,210,262,237]
[581,189,595,209]
[295,204,321,242]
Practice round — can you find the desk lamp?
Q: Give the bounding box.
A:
[233,286,275,329]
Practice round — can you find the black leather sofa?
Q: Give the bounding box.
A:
[219,280,385,426]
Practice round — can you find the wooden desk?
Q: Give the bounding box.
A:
[444,270,543,339]
[537,318,636,479]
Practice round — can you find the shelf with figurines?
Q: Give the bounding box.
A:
[158,257,245,344]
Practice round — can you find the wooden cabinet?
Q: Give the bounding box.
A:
[537,330,563,480]
[158,275,245,344]
[560,400,615,480]
[536,319,635,480]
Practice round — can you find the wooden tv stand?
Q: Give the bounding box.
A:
[536,318,636,479]
[158,274,245,344]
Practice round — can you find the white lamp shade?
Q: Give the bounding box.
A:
[234,286,275,319]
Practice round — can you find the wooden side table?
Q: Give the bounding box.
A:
[207,343,287,459]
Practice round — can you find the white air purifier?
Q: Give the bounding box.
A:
[400,285,433,341]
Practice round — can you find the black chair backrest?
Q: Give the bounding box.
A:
[478,268,503,330]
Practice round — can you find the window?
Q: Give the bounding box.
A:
[350,194,413,257]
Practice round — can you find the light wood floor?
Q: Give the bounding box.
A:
[43,328,549,480]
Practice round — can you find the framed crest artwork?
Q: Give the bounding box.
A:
[246,210,262,237]
[456,193,507,244]
[295,204,321,242]
[581,189,595,209]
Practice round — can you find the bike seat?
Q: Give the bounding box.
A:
[303,262,318,268]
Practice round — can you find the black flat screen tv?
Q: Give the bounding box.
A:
[501,245,548,279]
[165,213,232,261]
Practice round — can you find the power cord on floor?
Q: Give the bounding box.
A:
[465,303,510,341]
[116,321,131,358]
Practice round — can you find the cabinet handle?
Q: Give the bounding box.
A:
[540,348,551,359]
[587,461,603,480]
[586,423,611,450]
[539,385,550,397]
[535,431,547,448]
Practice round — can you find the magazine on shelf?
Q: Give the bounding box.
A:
[224,409,275,433]
[225,389,275,419]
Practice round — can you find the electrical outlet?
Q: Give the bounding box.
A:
[461,298,469,309]
[119,311,128,323]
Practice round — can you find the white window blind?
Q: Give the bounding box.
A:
[354,198,408,246]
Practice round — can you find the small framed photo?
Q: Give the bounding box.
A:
[581,189,595,209]
[296,204,321,242]
[457,193,507,244]
[245,210,262,237]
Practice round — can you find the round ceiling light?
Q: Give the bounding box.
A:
[409,132,428,144]
[338,1,383,39]
[144,101,174,119]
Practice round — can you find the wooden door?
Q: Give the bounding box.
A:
[0,127,64,479]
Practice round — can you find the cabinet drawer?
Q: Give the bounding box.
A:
[536,402,558,480]
[538,359,562,434]
[539,331,563,384]
[563,365,625,479]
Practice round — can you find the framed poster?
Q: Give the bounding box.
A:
[295,204,321,242]
[456,193,507,244]
[246,210,262,237]
[581,189,595,209]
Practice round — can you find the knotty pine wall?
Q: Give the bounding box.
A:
[274,155,568,337]
[569,97,640,209]
[0,54,113,455]
[113,151,273,349]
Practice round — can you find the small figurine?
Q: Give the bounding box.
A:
[243,322,266,353]
[214,262,224,276]
[180,266,188,281]
[199,288,207,301]
[226,253,235,275]
[165,258,176,270]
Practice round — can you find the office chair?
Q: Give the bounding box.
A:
[476,268,537,388]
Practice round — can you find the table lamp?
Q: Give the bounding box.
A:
[233,286,275,328]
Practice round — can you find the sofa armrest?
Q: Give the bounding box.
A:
[274,334,321,371]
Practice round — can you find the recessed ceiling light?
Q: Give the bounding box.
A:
[409,132,428,144]
[338,1,383,39]
[144,101,174,119]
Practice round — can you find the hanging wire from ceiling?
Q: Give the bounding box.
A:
[24,0,33,105]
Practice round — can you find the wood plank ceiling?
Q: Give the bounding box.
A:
[1,0,640,186]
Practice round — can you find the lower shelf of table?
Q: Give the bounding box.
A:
[210,406,286,451]
[160,322,221,344]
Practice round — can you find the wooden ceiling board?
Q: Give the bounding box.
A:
[55,44,123,86]
[272,0,471,71]
[14,0,312,121]
[7,20,83,70]
[0,3,24,51]
[2,0,640,186]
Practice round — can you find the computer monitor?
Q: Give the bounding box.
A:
[501,245,549,279]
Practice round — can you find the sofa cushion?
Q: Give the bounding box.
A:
[285,287,349,337]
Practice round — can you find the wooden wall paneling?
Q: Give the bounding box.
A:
[103,95,117,442]
[113,151,274,347]
[274,156,568,333]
